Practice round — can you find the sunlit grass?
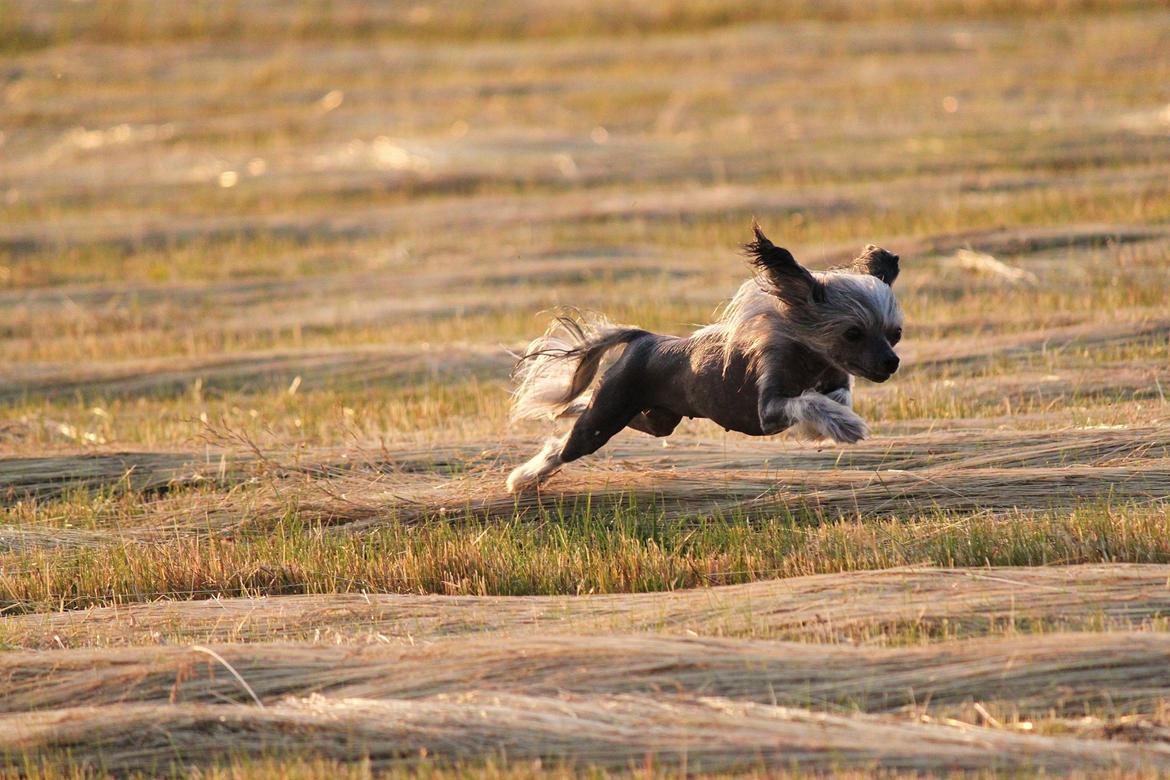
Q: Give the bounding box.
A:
[4,3,1170,774]
[5,500,1170,614]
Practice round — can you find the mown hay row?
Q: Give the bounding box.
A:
[306,459,1170,529]
[908,317,1170,373]
[0,345,509,403]
[596,424,1170,473]
[9,428,1166,553]
[6,565,1169,649]
[6,693,1170,775]
[9,424,1166,502]
[0,439,505,507]
[5,632,1170,719]
[866,363,1170,414]
[0,451,246,504]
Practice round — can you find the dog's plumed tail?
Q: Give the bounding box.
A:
[509,314,644,423]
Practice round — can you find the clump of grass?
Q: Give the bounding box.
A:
[3,756,676,780]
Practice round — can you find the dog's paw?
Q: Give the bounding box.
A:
[820,407,869,444]
[506,460,555,494]
[785,393,869,444]
[506,438,565,493]
[505,466,534,494]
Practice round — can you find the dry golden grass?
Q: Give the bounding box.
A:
[8,626,1170,720]
[3,564,1168,649]
[9,694,1170,776]
[5,0,1170,775]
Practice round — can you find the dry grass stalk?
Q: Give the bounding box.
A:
[950,248,1039,286]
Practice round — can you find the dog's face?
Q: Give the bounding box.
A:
[819,269,903,382]
[744,228,904,382]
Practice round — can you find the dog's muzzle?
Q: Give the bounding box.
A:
[865,354,900,382]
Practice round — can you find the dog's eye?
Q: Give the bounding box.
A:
[889,327,902,345]
[844,326,863,342]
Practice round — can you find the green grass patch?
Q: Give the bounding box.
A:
[5,501,1169,613]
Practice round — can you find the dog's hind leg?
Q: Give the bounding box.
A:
[559,373,644,465]
[507,336,654,493]
[506,374,640,493]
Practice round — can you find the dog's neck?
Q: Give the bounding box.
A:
[783,339,839,387]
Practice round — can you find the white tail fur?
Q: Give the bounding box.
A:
[509,314,641,423]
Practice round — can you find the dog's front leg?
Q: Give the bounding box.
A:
[758,392,796,435]
[759,391,869,443]
[756,351,867,443]
[825,386,852,407]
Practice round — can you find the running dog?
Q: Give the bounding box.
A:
[506,222,902,493]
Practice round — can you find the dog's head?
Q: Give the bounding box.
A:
[744,224,904,382]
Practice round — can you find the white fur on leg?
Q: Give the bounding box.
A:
[506,436,567,493]
[788,386,852,439]
[785,391,868,444]
[826,379,853,409]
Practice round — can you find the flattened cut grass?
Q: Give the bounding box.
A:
[4,562,1170,649]
[7,631,1170,721]
[7,694,1170,776]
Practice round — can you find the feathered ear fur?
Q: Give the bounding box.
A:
[838,244,900,287]
[742,221,825,306]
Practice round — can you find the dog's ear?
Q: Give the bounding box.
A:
[844,244,900,287]
[743,222,825,306]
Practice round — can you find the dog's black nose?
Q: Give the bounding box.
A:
[883,355,900,374]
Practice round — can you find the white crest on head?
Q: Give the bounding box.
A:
[698,270,902,373]
[817,271,903,332]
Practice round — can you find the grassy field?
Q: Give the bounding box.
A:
[3,0,1170,776]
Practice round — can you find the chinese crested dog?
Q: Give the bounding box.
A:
[506,222,903,493]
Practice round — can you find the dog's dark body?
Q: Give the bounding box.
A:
[507,224,902,492]
[563,331,848,453]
